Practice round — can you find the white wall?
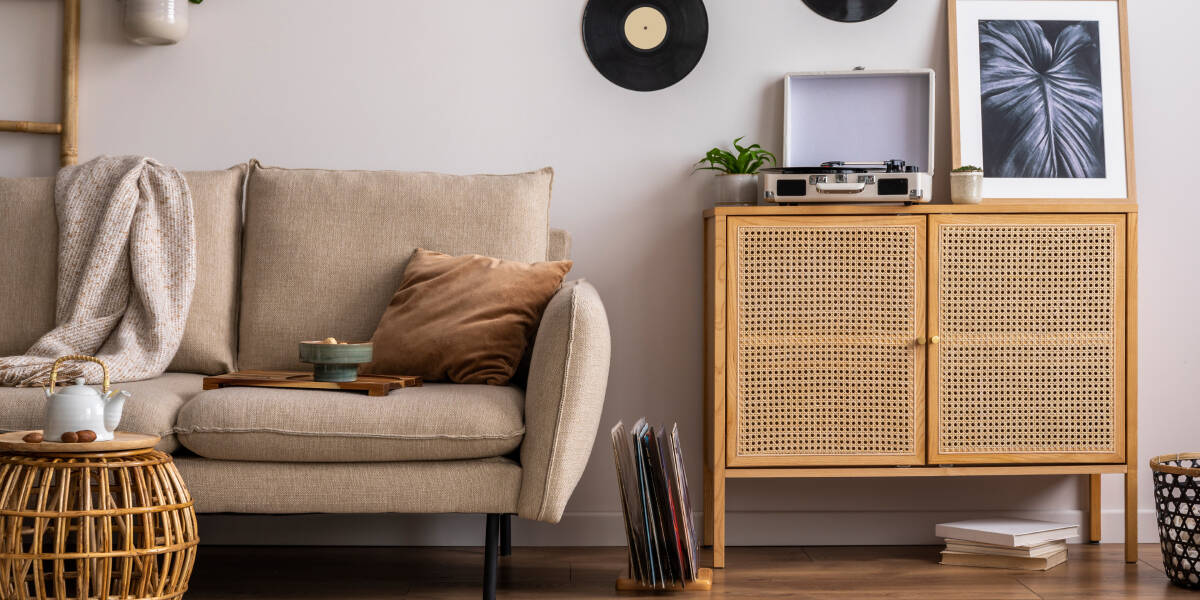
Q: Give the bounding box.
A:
[1,0,1195,546]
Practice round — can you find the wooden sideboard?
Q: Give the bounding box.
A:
[703,203,1138,568]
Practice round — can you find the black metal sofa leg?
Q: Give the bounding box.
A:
[500,513,512,557]
[483,514,499,600]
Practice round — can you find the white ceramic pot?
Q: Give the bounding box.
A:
[950,171,984,204]
[124,0,189,46]
[716,173,759,205]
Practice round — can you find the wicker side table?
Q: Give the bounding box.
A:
[0,431,198,600]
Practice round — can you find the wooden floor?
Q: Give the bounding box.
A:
[185,543,1189,599]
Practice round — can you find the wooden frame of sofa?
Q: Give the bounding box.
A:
[0,0,80,167]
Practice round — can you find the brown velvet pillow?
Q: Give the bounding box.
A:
[363,249,572,385]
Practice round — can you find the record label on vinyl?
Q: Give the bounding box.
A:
[583,0,708,92]
[623,6,668,51]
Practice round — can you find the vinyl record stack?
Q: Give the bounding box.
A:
[611,420,711,591]
[936,518,1078,571]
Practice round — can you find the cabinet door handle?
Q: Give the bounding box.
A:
[930,335,941,344]
[916,337,926,345]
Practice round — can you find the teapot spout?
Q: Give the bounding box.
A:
[103,390,130,434]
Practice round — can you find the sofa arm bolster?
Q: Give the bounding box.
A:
[518,279,611,523]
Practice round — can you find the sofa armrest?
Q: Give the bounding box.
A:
[518,279,611,523]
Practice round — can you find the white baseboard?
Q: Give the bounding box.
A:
[196,508,1162,546]
[1099,508,1159,543]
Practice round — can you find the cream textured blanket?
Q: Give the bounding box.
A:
[0,156,195,386]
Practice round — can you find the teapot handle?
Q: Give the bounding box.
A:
[48,355,110,394]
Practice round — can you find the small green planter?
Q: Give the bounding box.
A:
[298,340,373,382]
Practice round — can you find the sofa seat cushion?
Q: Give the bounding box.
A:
[0,372,204,453]
[175,384,525,462]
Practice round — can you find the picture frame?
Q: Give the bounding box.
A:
[948,0,1137,202]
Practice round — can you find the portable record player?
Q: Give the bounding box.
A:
[760,69,935,204]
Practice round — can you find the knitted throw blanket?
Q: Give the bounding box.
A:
[0,156,195,386]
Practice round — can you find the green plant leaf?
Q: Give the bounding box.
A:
[734,151,751,173]
[693,147,734,173]
[695,138,778,174]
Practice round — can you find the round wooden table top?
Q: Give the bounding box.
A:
[0,430,160,454]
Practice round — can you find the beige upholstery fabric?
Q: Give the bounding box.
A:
[518,280,611,523]
[548,228,571,261]
[176,383,524,462]
[175,456,521,514]
[0,157,196,387]
[0,373,204,452]
[238,162,553,370]
[0,169,244,375]
[0,177,56,356]
[168,166,246,374]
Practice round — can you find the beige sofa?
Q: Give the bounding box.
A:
[0,161,611,599]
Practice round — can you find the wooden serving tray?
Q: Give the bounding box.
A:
[0,431,160,454]
[202,370,422,396]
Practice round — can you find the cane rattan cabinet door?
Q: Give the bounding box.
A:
[928,214,1126,464]
[726,216,926,467]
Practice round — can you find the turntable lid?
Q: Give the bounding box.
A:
[783,69,935,174]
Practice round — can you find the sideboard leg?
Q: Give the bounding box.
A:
[704,465,714,547]
[1125,466,1138,563]
[712,472,725,568]
[1089,474,1102,543]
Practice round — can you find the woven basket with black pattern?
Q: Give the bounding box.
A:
[1152,453,1200,589]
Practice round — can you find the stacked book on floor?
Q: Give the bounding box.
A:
[936,518,1078,571]
[611,420,709,590]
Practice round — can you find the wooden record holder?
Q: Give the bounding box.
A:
[616,568,713,592]
[203,369,422,396]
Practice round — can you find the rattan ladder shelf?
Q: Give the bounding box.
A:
[0,0,80,167]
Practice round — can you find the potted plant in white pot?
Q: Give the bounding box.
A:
[950,165,984,204]
[695,137,777,205]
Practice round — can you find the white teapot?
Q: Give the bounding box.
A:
[42,355,130,442]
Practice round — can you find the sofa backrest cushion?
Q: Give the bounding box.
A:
[167,166,246,374]
[0,167,245,375]
[237,162,553,370]
[548,228,571,262]
[0,177,57,356]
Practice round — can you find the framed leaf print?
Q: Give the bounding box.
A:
[949,0,1136,202]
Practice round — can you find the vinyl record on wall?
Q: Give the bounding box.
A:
[802,0,898,23]
[582,0,708,92]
